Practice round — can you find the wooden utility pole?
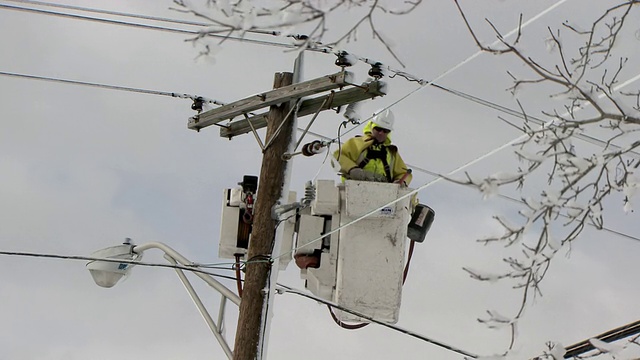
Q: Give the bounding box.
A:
[232,72,294,360]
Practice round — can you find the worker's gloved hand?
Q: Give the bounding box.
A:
[394,179,408,187]
[372,173,388,182]
[348,168,377,181]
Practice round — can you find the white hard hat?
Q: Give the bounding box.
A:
[372,109,394,131]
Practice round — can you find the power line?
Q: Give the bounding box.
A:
[0,0,417,82]
[0,2,295,49]
[433,82,640,160]
[0,249,239,280]
[562,319,640,358]
[372,0,573,119]
[4,0,222,28]
[276,283,478,358]
[5,66,639,164]
[0,68,531,153]
[0,3,196,34]
[0,70,225,105]
[4,0,282,35]
[325,78,640,161]
[0,0,577,107]
[495,193,640,243]
[298,7,640,160]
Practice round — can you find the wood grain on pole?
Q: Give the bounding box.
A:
[232,72,294,360]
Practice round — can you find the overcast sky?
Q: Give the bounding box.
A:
[1,1,639,359]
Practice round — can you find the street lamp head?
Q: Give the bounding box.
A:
[86,243,141,288]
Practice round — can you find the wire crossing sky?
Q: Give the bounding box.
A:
[1,1,639,359]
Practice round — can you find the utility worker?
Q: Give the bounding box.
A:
[333,109,412,186]
[295,110,415,270]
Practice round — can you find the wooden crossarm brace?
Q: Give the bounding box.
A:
[219,81,386,139]
[188,71,354,131]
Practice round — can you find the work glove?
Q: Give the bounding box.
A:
[394,179,408,187]
[348,168,377,181]
[394,170,412,187]
[372,173,388,182]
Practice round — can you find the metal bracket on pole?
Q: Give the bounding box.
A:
[244,113,266,151]
[263,99,300,151]
[294,94,332,151]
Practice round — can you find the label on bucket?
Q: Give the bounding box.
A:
[380,207,395,216]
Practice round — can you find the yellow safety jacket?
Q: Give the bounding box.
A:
[334,134,413,185]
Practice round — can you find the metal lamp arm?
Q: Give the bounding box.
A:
[132,242,241,306]
[164,255,234,359]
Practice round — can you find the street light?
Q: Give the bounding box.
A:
[86,239,240,359]
[86,238,143,288]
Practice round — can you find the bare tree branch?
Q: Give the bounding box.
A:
[171,0,422,66]
[454,0,640,353]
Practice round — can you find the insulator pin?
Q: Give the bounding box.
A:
[301,140,325,157]
[368,62,384,79]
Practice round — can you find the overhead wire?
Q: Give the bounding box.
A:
[0,0,575,99]
[350,0,574,123]
[4,66,639,163]
[3,0,284,36]
[496,192,640,243]
[430,83,640,159]
[0,3,198,34]
[562,319,640,358]
[0,2,296,49]
[4,0,239,29]
[276,282,479,358]
[0,70,226,105]
[0,249,240,280]
[322,77,640,158]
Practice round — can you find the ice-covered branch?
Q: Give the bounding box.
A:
[454,0,640,353]
[172,0,422,64]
